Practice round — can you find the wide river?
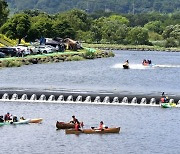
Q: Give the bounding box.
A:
[0,50,180,154]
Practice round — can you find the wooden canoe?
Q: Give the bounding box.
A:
[65,127,120,134]
[30,118,43,123]
[56,121,75,129]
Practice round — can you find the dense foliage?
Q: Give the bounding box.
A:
[0,7,179,47]
[5,0,180,14]
[0,0,9,26]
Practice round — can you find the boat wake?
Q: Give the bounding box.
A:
[113,63,180,69]
[112,63,154,69]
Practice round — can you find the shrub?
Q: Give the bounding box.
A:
[83,51,95,59]
[165,38,178,48]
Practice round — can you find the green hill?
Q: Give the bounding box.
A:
[6,0,180,14]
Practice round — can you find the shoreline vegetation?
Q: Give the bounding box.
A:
[83,43,180,52]
[0,48,114,68]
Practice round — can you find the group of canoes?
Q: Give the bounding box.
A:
[0,112,43,126]
[122,59,152,69]
[56,115,120,134]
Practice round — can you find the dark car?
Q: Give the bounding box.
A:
[0,47,17,57]
[0,52,5,58]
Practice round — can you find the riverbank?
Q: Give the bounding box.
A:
[83,43,180,52]
[0,48,114,68]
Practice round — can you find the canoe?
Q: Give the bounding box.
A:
[123,65,129,69]
[56,121,75,129]
[30,118,43,123]
[65,127,120,134]
[0,119,30,126]
[161,103,176,108]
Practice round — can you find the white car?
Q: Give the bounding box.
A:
[15,44,31,55]
[37,45,55,54]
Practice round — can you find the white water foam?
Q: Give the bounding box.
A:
[112,63,180,69]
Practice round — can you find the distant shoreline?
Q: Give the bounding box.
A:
[83,43,180,52]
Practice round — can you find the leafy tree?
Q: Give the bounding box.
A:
[56,9,92,32]
[27,14,53,41]
[165,37,178,47]
[90,15,129,43]
[0,0,9,26]
[163,24,180,46]
[126,27,150,45]
[144,21,163,34]
[52,20,76,39]
[0,13,30,44]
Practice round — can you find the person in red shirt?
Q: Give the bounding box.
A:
[74,121,81,131]
[4,112,12,121]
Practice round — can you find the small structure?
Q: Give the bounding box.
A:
[64,38,82,51]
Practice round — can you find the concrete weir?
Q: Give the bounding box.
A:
[0,89,180,107]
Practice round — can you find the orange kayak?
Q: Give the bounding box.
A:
[30,118,43,123]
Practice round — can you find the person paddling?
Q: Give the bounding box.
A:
[98,121,107,130]
[70,115,79,124]
[161,92,169,103]
[74,121,82,131]
[0,115,4,122]
[4,112,12,121]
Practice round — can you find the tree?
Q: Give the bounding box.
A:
[56,9,92,32]
[163,24,180,46]
[126,27,150,45]
[27,14,53,41]
[52,20,76,39]
[144,21,163,34]
[0,13,31,44]
[0,0,9,26]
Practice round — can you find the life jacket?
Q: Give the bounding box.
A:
[161,97,165,103]
[75,123,80,131]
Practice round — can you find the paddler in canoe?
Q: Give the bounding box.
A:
[4,112,12,121]
[123,60,129,69]
[69,115,79,124]
[0,115,4,122]
[160,92,169,103]
[70,115,84,128]
[93,121,108,130]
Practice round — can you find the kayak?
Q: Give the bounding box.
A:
[161,103,176,108]
[30,118,43,123]
[65,127,120,134]
[123,64,129,69]
[0,119,30,126]
[56,121,75,129]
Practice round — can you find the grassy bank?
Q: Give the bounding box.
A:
[83,43,180,52]
[0,48,114,68]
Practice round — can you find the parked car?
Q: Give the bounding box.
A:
[36,45,56,54]
[15,44,31,56]
[0,52,5,58]
[0,47,17,57]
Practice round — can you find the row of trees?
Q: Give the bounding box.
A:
[6,0,180,14]
[0,5,179,47]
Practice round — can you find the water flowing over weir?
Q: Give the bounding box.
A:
[0,89,180,107]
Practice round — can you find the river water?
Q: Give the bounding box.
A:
[0,50,180,154]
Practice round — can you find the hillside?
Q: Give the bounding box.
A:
[6,0,180,14]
